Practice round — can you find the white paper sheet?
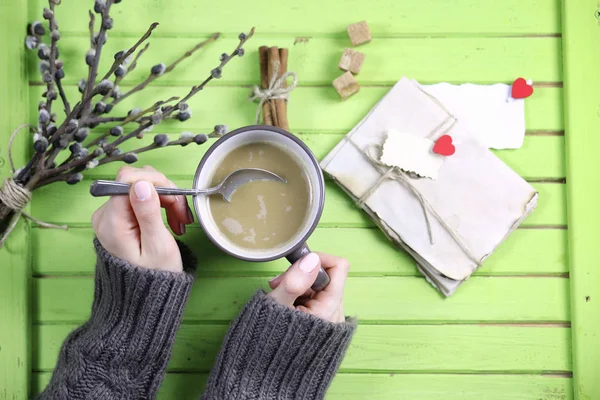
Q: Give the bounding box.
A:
[421,82,525,150]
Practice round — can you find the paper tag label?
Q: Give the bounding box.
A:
[380,130,444,179]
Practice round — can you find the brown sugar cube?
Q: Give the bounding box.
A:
[338,48,365,74]
[333,71,360,100]
[347,21,372,46]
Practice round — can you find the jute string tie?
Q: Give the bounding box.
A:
[249,61,297,124]
[0,124,67,248]
[346,139,482,267]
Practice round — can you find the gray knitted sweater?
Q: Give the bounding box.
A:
[37,239,356,399]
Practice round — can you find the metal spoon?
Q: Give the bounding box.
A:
[89,168,286,202]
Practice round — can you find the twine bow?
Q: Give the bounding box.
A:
[249,61,297,124]
[347,138,482,267]
[0,124,67,248]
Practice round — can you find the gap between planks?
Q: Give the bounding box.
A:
[53,31,563,39]
[30,223,568,230]
[41,370,566,377]
[32,319,571,327]
[28,82,565,88]
[31,272,570,278]
[30,368,573,376]
[64,129,568,137]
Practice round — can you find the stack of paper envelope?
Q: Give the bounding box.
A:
[320,77,538,296]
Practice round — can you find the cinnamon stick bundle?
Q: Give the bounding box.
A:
[258,45,290,131]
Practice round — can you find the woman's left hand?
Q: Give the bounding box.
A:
[268,252,350,323]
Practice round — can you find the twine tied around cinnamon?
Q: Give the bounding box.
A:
[249,61,297,124]
[0,124,67,248]
[345,138,482,267]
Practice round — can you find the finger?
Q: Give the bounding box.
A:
[268,253,321,308]
[91,202,107,231]
[166,178,194,226]
[269,274,314,300]
[312,253,350,307]
[121,168,190,225]
[167,209,185,236]
[268,264,293,289]
[116,167,192,226]
[101,195,136,231]
[129,180,172,249]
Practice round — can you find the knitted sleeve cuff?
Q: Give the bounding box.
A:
[202,290,357,400]
[88,237,195,361]
[63,239,195,394]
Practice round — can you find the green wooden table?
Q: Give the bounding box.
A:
[1,0,598,398]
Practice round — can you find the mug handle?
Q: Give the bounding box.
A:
[286,243,330,291]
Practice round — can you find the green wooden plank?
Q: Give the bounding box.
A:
[318,182,565,228]
[561,1,600,399]
[30,180,565,227]
[33,276,570,324]
[28,0,561,35]
[0,225,30,400]
[75,134,565,181]
[32,372,573,400]
[0,0,31,399]
[33,324,571,372]
[327,374,573,400]
[28,36,563,86]
[32,227,567,276]
[29,86,564,133]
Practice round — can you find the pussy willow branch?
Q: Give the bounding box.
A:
[55,74,71,116]
[82,0,113,117]
[112,33,220,106]
[161,28,255,118]
[33,172,74,188]
[20,9,254,195]
[39,152,97,181]
[85,116,127,125]
[19,0,61,183]
[45,1,59,118]
[88,10,95,48]
[127,42,150,73]
[85,97,180,148]
[97,129,217,166]
[102,22,159,80]
[83,10,95,105]
[41,22,156,169]
[46,22,159,148]
[100,42,149,102]
[99,30,254,156]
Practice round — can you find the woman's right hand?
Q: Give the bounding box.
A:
[91,165,194,273]
[268,252,350,323]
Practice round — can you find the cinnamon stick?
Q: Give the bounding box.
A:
[267,46,280,127]
[276,48,289,131]
[259,46,273,125]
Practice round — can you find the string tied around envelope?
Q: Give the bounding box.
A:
[347,139,482,267]
[248,61,298,124]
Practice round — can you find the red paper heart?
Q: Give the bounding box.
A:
[433,135,455,156]
[511,78,533,99]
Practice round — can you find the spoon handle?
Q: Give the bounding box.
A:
[90,180,211,197]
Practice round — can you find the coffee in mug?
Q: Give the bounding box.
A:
[208,142,311,251]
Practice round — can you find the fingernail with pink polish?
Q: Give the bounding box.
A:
[299,253,320,274]
[134,181,152,201]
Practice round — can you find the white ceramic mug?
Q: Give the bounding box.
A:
[192,125,330,291]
